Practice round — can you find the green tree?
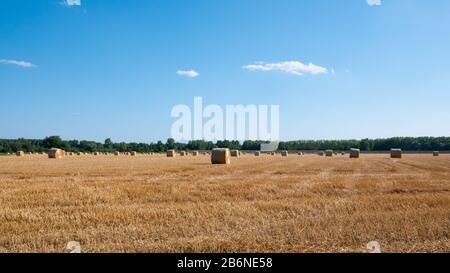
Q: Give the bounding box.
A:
[42,136,64,149]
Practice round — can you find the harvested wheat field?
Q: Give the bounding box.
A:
[0,153,449,253]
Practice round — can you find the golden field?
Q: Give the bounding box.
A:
[0,153,449,253]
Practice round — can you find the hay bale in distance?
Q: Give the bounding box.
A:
[48,148,65,159]
[180,151,187,156]
[130,151,137,156]
[255,151,261,156]
[192,151,199,156]
[325,150,333,157]
[211,148,231,165]
[230,150,239,157]
[390,148,402,159]
[318,151,324,156]
[349,148,360,158]
[16,151,24,157]
[167,150,176,157]
[281,151,288,157]
[114,151,120,156]
[433,151,439,157]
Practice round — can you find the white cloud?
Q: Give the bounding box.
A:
[367,0,381,6]
[0,59,36,68]
[243,61,328,76]
[64,0,81,6]
[176,70,200,78]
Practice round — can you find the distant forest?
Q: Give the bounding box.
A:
[0,136,449,153]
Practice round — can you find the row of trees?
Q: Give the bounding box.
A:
[0,136,449,154]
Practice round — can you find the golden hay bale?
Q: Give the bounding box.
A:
[318,151,324,156]
[341,152,345,156]
[349,148,360,158]
[130,151,137,156]
[255,151,261,156]
[48,148,65,159]
[391,148,402,159]
[167,150,176,157]
[180,151,187,156]
[271,152,275,156]
[325,150,333,157]
[297,152,303,155]
[192,151,199,156]
[281,151,288,157]
[114,151,120,156]
[211,148,231,164]
[230,150,239,157]
[16,151,24,157]
[433,151,439,157]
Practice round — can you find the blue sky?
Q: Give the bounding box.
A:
[1,0,449,142]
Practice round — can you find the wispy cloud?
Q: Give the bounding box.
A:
[0,59,36,68]
[176,70,200,78]
[243,61,328,76]
[63,0,81,7]
[367,0,381,6]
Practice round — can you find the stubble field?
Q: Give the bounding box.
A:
[0,153,449,253]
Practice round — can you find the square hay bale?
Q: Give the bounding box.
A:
[271,152,275,156]
[349,148,360,158]
[281,151,288,157]
[325,150,333,157]
[167,150,176,157]
[130,151,137,156]
[318,151,324,156]
[48,148,65,159]
[211,148,231,164]
[114,151,120,156]
[192,151,199,156]
[433,151,439,157]
[297,152,303,155]
[16,151,24,157]
[180,151,187,156]
[390,148,402,159]
[230,150,239,157]
[255,151,261,156]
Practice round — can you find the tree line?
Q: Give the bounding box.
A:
[0,136,449,154]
